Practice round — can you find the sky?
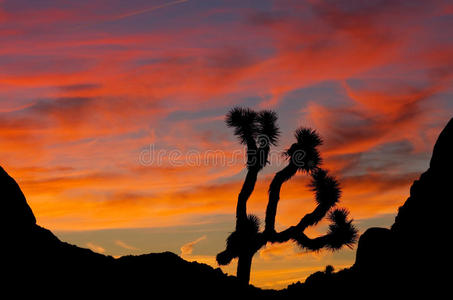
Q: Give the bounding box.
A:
[1,0,453,289]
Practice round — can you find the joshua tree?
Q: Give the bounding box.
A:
[217,107,358,285]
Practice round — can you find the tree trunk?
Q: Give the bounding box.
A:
[236,169,258,228]
[237,253,253,285]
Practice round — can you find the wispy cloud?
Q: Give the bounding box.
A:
[86,242,105,254]
[180,235,206,257]
[115,0,189,20]
[115,240,139,251]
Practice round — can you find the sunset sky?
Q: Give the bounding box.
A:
[1,0,453,289]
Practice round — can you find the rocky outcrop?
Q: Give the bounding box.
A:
[354,118,452,280]
[392,118,453,236]
[1,166,36,228]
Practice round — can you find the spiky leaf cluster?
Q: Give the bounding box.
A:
[256,110,280,147]
[295,128,323,147]
[216,214,261,266]
[226,107,258,145]
[284,127,323,172]
[226,107,280,170]
[309,169,341,207]
[326,208,358,250]
[225,107,280,147]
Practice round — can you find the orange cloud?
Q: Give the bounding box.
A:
[259,242,303,261]
[115,240,139,251]
[180,235,207,257]
[85,242,106,254]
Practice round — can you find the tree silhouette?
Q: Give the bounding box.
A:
[217,107,358,285]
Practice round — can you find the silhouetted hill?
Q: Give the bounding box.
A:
[3,118,450,298]
[1,166,273,298]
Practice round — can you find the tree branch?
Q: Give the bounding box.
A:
[264,163,298,234]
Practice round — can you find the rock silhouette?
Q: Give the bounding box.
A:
[3,117,450,298]
[285,118,452,297]
[354,118,452,288]
[1,166,35,227]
